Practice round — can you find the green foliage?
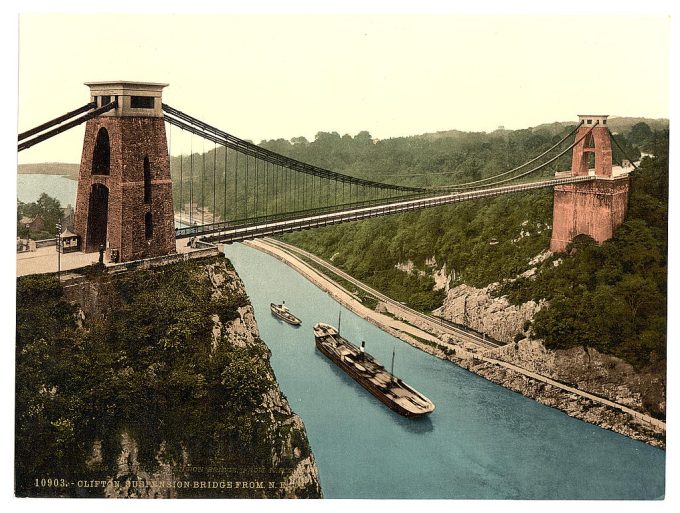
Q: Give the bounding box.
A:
[628,122,654,151]
[282,189,552,311]
[17,192,63,238]
[500,132,668,368]
[15,259,284,497]
[272,123,667,369]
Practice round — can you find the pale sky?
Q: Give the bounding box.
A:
[15,13,672,164]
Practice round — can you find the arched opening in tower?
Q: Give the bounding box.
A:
[145,212,153,240]
[585,132,596,170]
[86,183,109,251]
[143,156,152,204]
[92,127,111,175]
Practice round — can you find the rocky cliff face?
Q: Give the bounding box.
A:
[18,257,322,498]
[456,355,665,448]
[435,281,665,421]
[490,339,665,419]
[433,283,542,344]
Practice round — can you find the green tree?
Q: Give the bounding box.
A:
[629,122,653,148]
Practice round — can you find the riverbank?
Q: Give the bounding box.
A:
[245,239,665,449]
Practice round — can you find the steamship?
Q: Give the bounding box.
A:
[270,302,302,326]
[313,321,435,417]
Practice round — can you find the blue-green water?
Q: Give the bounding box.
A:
[223,243,665,500]
[17,174,78,206]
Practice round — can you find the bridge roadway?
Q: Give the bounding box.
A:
[177,174,597,243]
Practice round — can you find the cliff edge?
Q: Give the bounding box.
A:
[15,256,322,498]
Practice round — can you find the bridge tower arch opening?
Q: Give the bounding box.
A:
[92,128,110,175]
[549,115,629,252]
[85,183,109,251]
[74,81,176,262]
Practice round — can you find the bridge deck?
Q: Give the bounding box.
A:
[177,175,597,244]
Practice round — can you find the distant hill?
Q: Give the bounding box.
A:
[532,116,668,135]
[18,162,79,179]
[604,116,669,133]
[416,117,668,141]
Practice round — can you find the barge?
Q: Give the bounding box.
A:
[313,322,435,417]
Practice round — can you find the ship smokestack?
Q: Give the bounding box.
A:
[361,341,365,360]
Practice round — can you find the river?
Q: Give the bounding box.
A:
[17,174,78,206]
[223,242,664,500]
[18,173,665,499]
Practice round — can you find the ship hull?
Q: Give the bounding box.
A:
[314,336,433,418]
[270,304,301,326]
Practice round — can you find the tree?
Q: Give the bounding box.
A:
[354,130,373,144]
[17,193,63,238]
[629,122,653,148]
[291,136,309,146]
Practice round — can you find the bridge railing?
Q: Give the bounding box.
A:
[175,190,431,238]
[195,175,597,244]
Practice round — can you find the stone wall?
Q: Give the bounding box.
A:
[74,116,175,262]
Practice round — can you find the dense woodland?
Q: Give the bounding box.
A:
[167,118,646,222]
[272,120,667,369]
[16,258,311,497]
[17,118,668,371]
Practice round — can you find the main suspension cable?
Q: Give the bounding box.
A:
[433,122,583,190]
[162,104,426,193]
[18,101,117,152]
[18,101,97,142]
[458,122,599,189]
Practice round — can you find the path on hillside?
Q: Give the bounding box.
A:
[262,237,500,350]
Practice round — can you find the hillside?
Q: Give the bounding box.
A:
[411,117,667,144]
[18,162,79,179]
[278,120,668,373]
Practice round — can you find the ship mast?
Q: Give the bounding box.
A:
[338,310,342,336]
[390,347,396,382]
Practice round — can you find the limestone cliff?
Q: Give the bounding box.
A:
[433,282,542,344]
[435,280,665,422]
[16,257,322,498]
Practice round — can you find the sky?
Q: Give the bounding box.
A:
[15,11,671,164]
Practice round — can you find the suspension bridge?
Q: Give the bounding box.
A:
[17,81,636,263]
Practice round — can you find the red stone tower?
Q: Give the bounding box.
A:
[74,81,176,262]
[549,115,630,252]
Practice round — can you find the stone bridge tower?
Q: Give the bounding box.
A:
[549,115,630,252]
[74,81,176,262]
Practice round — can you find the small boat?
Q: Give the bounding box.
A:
[313,321,435,417]
[270,301,302,326]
